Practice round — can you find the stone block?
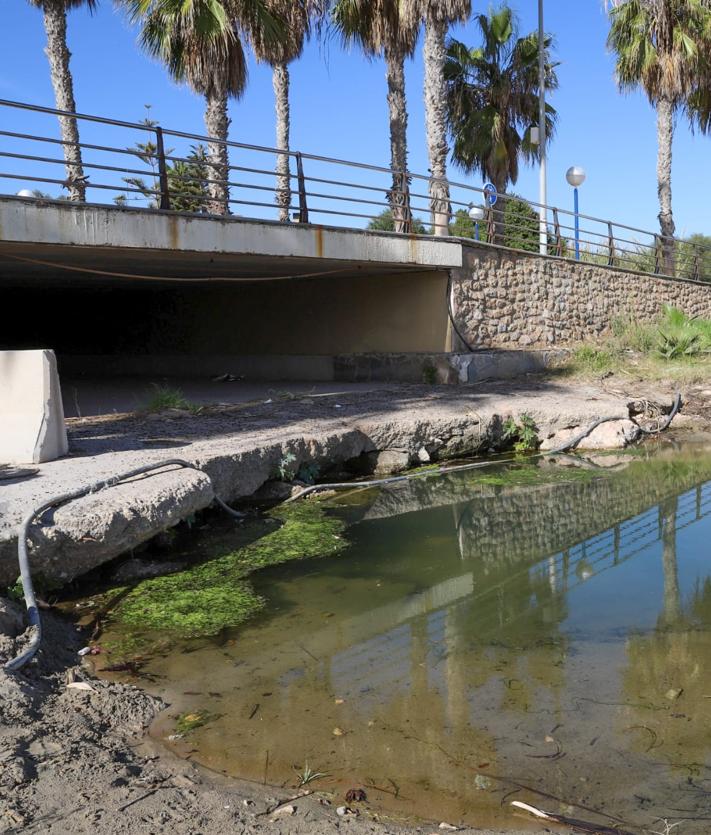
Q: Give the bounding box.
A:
[0,349,68,464]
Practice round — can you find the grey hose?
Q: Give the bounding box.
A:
[5,459,241,673]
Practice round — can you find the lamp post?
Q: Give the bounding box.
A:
[468,203,485,241]
[566,166,586,261]
[537,0,547,256]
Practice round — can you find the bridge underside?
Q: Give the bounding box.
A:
[0,200,462,411]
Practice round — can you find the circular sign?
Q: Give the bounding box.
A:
[483,182,498,206]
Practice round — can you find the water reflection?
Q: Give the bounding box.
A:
[125,448,711,831]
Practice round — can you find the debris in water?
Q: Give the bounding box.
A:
[511,800,634,834]
[332,727,345,736]
[345,789,367,803]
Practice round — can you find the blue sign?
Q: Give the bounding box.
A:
[483,182,498,206]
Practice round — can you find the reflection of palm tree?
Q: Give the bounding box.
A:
[659,496,681,626]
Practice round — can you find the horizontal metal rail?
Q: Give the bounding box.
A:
[1,97,709,283]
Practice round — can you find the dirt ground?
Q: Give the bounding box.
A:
[0,599,547,835]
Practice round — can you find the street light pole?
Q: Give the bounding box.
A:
[537,0,547,256]
[566,166,586,261]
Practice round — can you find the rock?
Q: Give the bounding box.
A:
[371,449,410,476]
[580,419,640,450]
[251,480,301,502]
[416,446,431,463]
[541,419,640,451]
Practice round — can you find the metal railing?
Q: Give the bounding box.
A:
[1,98,710,282]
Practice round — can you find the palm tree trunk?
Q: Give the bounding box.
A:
[204,85,230,215]
[385,46,412,234]
[657,95,676,275]
[492,180,507,246]
[42,0,86,202]
[273,61,292,223]
[423,13,451,237]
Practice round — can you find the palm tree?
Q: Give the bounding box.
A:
[28,0,96,201]
[333,0,420,233]
[254,1,324,223]
[125,0,285,215]
[607,0,711,274]
[412,0,471,236]
[444,4,558,243]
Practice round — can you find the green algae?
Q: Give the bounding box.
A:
[175,709,216,735]
[109,500,347,640]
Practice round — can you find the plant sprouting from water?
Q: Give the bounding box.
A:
[294,762,329,787]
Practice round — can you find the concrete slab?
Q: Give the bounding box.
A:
[0,198,462,275]
[0,349,68,464]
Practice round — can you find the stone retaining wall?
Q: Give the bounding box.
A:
[451,242,711,347]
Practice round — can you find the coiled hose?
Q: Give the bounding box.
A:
[5,459,241,673]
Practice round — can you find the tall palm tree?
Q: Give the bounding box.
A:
[411,0,471,236]
[444,5,558,242]
[254,1,324,223]
[333,0,420,233]
[125,0,285,215]
[607,0,711,274]
[28,0,96,201]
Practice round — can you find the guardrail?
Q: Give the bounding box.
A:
[1,98,709,282]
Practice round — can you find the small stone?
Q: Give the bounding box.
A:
[439,823,458,831]
[270,804,296,819]
[336,805,357,817]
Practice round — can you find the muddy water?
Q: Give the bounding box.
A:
[105,446,711,832]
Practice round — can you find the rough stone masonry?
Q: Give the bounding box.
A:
[451,241,711,347]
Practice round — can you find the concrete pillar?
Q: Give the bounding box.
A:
[0,349,68,464]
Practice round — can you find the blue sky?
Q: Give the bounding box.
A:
[1,0,710,237]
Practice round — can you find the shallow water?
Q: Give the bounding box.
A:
[102,445,711,831]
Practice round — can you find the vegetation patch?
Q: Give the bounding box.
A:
[108,501,347,640]
[502,413,539,453]
[142,383,202,414]
[175,709,216,736]
[561,306,711,381]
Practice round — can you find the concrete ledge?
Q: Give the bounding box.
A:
[0,349,68,464]
[0,197,462,269]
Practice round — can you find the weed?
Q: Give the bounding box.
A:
[422,364,438,385]
[276,452,297,481]
[502,413,539,453]
[143,383,201,414]
[6,577,23,602]
[296,461,320,485]
[294,762,329,787]
[571,345,618,373]
[656,330,702,359]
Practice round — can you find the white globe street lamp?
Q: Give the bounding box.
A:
[468,203,485,241]
[16,189,35,198]
[565,166,586,260]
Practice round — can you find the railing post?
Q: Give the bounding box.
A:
[552,208,563,256]
[692,249,701,281]
[607,221,615,266]
[654,235,662,275]
[155,126,171,211]
[296,152,309,224]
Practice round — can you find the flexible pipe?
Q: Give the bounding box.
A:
[5,459,241,673]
